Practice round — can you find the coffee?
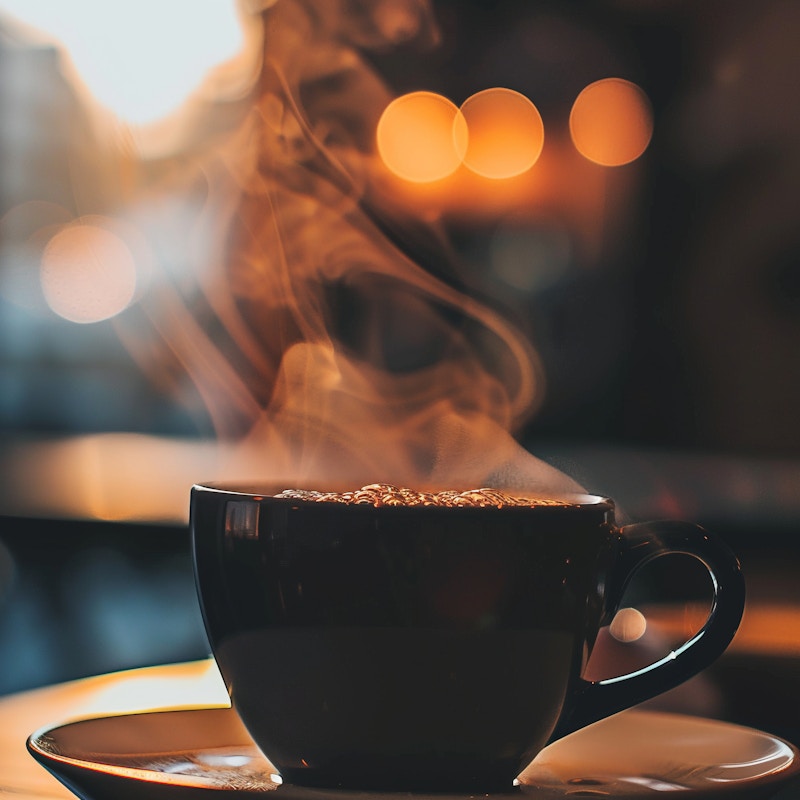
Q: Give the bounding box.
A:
[274,483,569,507]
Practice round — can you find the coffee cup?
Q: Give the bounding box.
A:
[190,483,744,793]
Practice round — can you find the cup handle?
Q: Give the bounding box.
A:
[553,521,745,739]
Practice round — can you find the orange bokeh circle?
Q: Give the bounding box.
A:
[376,91,468,183]
[460,88,544,179]
[569,78,653,167]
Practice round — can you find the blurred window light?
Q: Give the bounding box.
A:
[0,0,245,125]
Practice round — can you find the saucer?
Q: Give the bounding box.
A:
[27,706,800,799]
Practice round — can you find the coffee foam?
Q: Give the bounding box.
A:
[274,483,567,508]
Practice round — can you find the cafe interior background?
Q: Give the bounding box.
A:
[0,0,799,749]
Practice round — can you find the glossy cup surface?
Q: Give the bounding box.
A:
[191,484,618,792]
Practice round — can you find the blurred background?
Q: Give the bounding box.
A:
[1,0,799,749]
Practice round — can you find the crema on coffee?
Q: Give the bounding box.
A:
[274,483,567,508]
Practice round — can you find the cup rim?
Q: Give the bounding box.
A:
[191,482,612,511]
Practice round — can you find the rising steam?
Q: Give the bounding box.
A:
[128,0,581,495]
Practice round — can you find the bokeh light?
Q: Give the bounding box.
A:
[569,78,654,167]
[460,88,544,179]
[377,91,468,183]
[40,221,138,323]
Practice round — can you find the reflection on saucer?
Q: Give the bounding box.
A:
[521,709,798,796]
[28,706,800,799]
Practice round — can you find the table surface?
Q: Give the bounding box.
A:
[0,659,231,799]
[4,659,800,800]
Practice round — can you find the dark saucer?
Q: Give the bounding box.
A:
[27,706,800,799]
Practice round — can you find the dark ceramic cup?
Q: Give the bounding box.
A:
[190,484,744,793]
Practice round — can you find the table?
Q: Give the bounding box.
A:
[0,660,230,799]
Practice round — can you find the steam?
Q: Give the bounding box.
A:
[130,0,581,495]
